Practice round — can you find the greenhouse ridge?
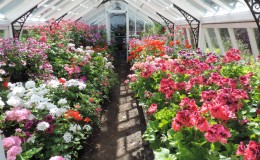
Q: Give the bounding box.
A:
[0,0,260,160]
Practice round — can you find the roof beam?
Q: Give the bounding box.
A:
[190,0,217,13]
[168,0,202,19]
[6,0,42,21]
[138,0,176,22]
[153,0,182,17]
[46,0,85,20]
[41,0,69,20]
[0,0,12,10]
[125,0,162,23]
[32,0,60,18]
[71,0,102,21]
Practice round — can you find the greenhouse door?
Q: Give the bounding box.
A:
[110,13,126,58]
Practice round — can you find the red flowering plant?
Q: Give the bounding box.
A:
[127,33,260,159]
[128,26,192,62]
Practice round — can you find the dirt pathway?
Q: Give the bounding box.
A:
[79,56,153,160]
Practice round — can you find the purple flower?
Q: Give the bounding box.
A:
[45,115,54,123]
[45,124,54,134]
[25,120,34,130]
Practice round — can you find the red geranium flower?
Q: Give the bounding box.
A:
[84,117,91,123]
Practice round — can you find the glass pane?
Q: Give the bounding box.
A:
[189,28,195,47]
[202,0,221,11]
[219,28,232,51]
[129,19,135,32]
[0,0,25,14]
[0,30,4,38]
[234,28,251,54]
[207,28,219,49]
[136,20,144,34]
[254,28,260,53]
[182,28,188,43]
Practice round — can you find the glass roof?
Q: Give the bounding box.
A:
[0,0,252,25]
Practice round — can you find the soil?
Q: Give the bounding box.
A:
[79,52,154,160]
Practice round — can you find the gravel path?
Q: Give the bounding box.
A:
[79,56,153,160]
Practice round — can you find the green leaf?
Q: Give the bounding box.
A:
[252,128,260,135]
[154,148,177,160]
[19,147,42,159]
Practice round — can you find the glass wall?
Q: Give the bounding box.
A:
[234,28,251,54]
[254,28,260,53]
[207,28,219,49]
[0,30,4,38]
[219,28,232,51]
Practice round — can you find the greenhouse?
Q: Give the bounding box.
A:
[0,0,259,160]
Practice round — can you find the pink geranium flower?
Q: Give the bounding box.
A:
[146,103,158,115]
[49,156,65,160]
[204,124,231,143]
[2,136,21,150]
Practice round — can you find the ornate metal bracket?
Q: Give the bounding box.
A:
[11,5,38,38]
[148,16,162,26]
[98,0,111,8]
[172,4,200,48]
[244,0,260,33]
[156,12,174,35]
[56,13,68,24]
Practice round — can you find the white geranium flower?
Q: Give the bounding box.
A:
[63,132,73,143]
[64,154,71,160]
[12,86,26,96]
[78,83,86,90]
[46,103,57,110]
[47,80,60,88]
[58,98,67,105]
[83,125,92,132]
[0,97,4,107]
[6,96,23,107]
[27,135,36,143]
[28,114,35,120]
[49,107,67,117]
[69,124,81,133]
[25,81,36,89]
[36,121,50,131]
[35,102,46,110]
[69,124,77,133]
[77,125,82,131]
[85,46,91,50]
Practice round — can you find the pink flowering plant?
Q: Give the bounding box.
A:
[0,38,27,79]
[0,38,53,82]
[127,35,260,159]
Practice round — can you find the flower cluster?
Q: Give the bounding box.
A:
[2,136,22,160]
[236,141,260,160]
[127,33,260,159]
